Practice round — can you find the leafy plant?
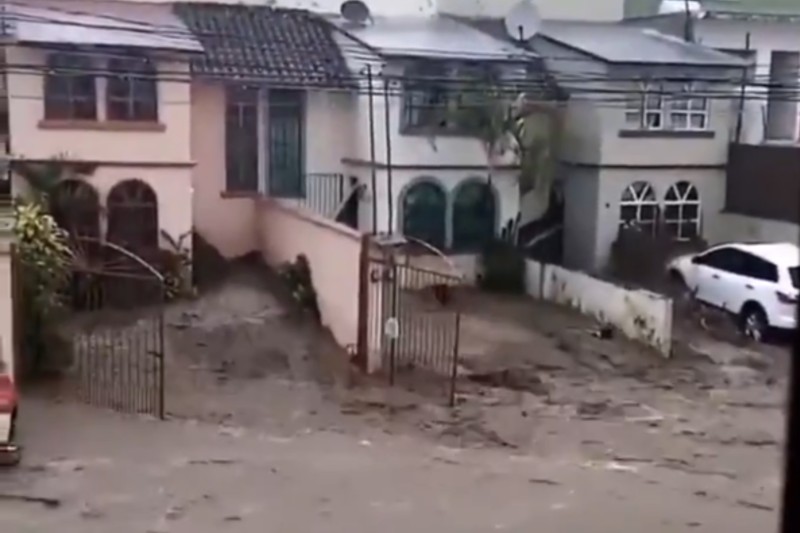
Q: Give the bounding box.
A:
[13,200,72,371]
[279,254,320,319]
[158,230,194,300]
[431,83,563,223]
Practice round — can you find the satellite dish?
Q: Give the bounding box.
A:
[504,0,541,42]
[340,0,371,25]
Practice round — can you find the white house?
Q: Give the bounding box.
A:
[468,19,747,271]
[329,14,547,252]
[625,0,800,144]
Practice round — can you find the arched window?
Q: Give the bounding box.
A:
[619,181,658,234]
[401,180,447,250]
[452,180,496,251]
[664,181,701,240]
[107,179,158,251]
[49,179,100,242]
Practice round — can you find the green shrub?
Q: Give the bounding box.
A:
[479,239,526,294]
[13,201,72,372]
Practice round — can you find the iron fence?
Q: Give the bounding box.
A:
[68,286,165,417]
[64,240,166,418]
[365,255,461,405]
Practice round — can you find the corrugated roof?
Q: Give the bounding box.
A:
[5,0,202,52]
[331,15,538,62]
[173,3,350,87]
[539,20,748,66]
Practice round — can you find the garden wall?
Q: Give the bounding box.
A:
[255,198,362,355]
[526,260,673,356]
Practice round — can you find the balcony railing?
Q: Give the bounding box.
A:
[300,173,353,219]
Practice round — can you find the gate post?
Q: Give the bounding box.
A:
[0,210,15,383]
[355,233,370,372]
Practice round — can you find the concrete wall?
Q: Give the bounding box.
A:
[6,46,192,165]
[526,259,673,355]
[562,167,600,270]
[255,198,362,361]
[706,212,800,245]
[0,239,12,380]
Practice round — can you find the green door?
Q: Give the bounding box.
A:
[452,181,496,251]
[402,181,447,250]
[268,90,304,198]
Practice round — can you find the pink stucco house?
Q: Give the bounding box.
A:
[4,0,201,255]
[3,0,360,261]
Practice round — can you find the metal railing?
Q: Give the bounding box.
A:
[300,173,349,219]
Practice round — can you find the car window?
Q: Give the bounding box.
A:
[740,252,779,282]
[790,267,799,289]
[696,248,745,274]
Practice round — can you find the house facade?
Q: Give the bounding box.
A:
[526,21,745,271]
[172,2,358,259]
[4,0,200,256]
[329,14,545,252]
[626,0,800,144]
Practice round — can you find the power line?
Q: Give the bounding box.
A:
[5,61,800,106]
[0,7,798,107]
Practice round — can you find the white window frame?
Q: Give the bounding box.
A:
[619,181,659,234]
[625,82,710,132]
[663,181,701,241]
[667,82,709,131]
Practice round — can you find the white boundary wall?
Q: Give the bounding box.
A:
[526,260,674,356]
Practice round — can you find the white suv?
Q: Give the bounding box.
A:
[667,242,799,341]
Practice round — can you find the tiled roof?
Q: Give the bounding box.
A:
[173,2,351,87]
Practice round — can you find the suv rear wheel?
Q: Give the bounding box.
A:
[740,303,768,343]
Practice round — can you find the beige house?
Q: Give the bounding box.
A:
[4,0,200,255]
[471,19,747,271]
[530,22,748,271]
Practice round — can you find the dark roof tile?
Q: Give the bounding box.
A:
[173,2,350,87]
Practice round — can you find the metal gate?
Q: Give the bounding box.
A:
[365,253,461,405]
[62,239,166,418]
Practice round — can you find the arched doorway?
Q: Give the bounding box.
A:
[107,179,159,252]
[452,180,496,251]
[401,180,447,250]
